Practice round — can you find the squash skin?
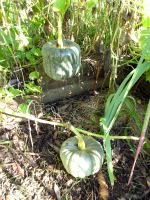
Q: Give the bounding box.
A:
[60,136,104,178]
[42,40,81,81]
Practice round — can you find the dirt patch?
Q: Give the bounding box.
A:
[0,93,150,200]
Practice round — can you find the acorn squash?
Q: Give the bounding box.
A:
[60,136,104,178]
[42,40,81,81]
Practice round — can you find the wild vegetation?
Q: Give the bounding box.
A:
[0,0,150,199]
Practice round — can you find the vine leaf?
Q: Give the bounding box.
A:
[52,0,70,15]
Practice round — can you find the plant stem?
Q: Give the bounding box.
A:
[141,99,150,134]
[0,111,140,141]
[0,140,12,145]
[57,13,63,48]
[128,99,150,184]
[69,124,85,150]
[76,128,139,140]
[109,1,123,94]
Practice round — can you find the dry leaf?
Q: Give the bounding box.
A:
[12,162,24,177]
[54,183,61,200]
[66,179,73,187]
[12,135,19,144]
[5,192,12,200]
[147,177,150,188]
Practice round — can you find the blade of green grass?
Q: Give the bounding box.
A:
[0,140,12,145]
[128,99,150,185]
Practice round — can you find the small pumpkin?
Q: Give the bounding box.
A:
[42,39,81,81]
[60,136,104,178]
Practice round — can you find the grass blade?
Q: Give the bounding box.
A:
[128,99,150,185]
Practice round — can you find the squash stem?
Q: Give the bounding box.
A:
[0,110,140,141]
[57,13,63,48]
[69,124,85,150]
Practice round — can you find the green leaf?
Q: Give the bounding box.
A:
[142,44,150,61]
[26,52,36,63]
[143,0,150,22]
[124,96,142,132]
[26,48,41,63]
[0,88,6,98]
[86,0,98,10]
[143,139,150,149]
[146,70,150,82]
[31,48,41,57]
[7,87,22,97]
[52,0,70,14]
[17,51,25,59]
[25,82,42,93]
[29,71,40,80]
[142,16,150,28]
[139,28,150,60]
[18,103,30,114]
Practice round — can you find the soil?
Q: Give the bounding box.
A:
[0,92,150,200]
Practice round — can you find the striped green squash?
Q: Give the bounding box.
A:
[60,136,104,178]
[42,40,81,81]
